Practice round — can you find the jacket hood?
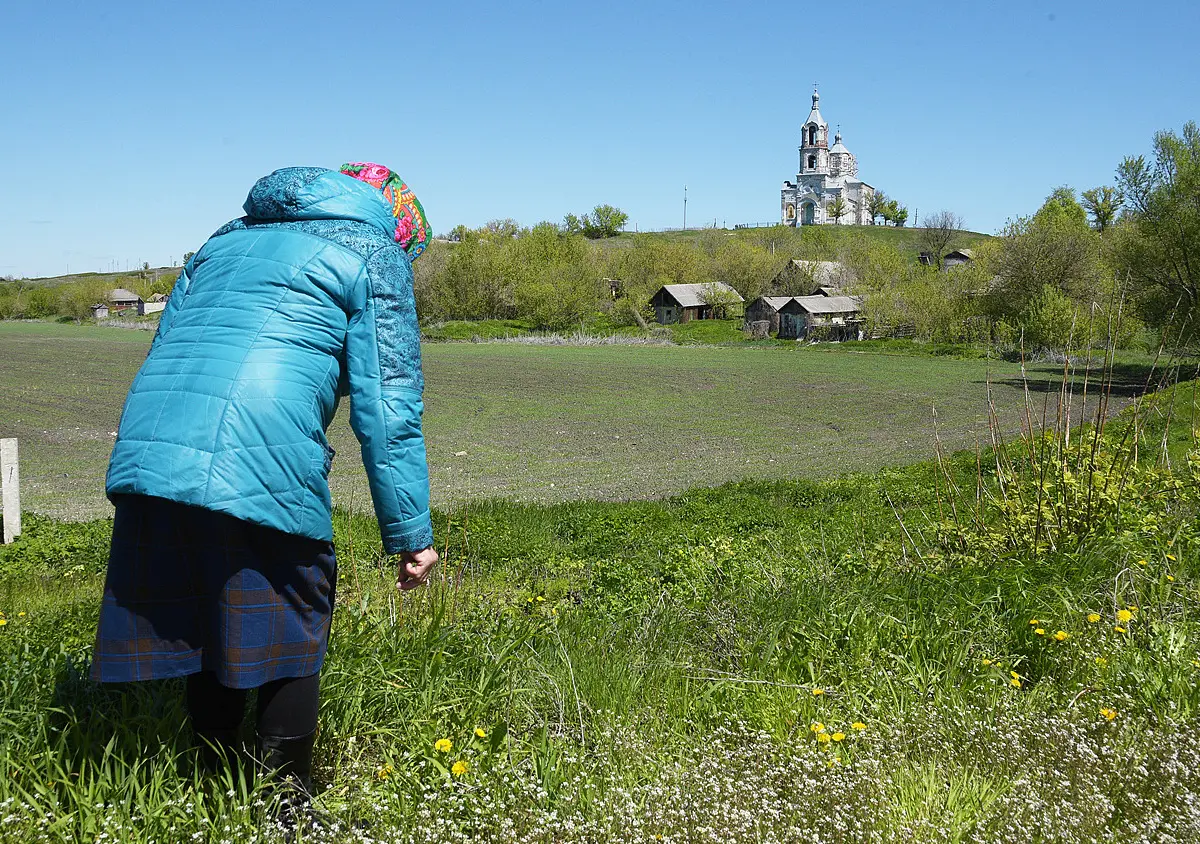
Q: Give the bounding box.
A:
[242,167,397,237]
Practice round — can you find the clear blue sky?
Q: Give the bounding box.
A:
[2,0,1197,278]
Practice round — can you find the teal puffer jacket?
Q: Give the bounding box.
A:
[106,167,433,553]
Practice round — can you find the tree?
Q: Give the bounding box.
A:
[827,196,848,224]
[1034,186,1089,231]
[867,191,888,225]
[891,203,909,227]
[584,205,629,239]
[563,205,628,239]
[919,210,965,269]
[562,213,584,235]
[699,283,742,319]
[1114,121,1200,340]
[1080,186,1123,233]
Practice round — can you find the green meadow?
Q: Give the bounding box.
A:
[1,320,1196,842]
[0,320,1115,521]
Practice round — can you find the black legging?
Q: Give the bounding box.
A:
[187,670,320,739]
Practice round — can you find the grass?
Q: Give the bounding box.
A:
[1,375,1198,841]
[0,320,1135,523]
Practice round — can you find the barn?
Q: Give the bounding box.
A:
[778,294,864,341]
[743,296,793,335]
[650,282,744,324]
[89,303,110,319]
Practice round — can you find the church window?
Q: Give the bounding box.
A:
[808,126,817,145]
[808,155,816,169]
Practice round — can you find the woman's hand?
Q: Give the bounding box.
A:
[396,546,439,591]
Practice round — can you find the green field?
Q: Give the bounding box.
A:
[0,320,1114,521]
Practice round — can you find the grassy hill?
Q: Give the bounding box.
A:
[601,223,993,260]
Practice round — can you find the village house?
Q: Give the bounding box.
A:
[764,259,851,297]
[743,296,793,335]
[650,282,744,324]
[108,288,142,311]
[89,303,110,319]
[778,294,864,341]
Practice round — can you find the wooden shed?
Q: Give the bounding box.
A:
[89,303,110,319]
[942,248,975,270]
[743,296,793,335]
[650,282,744,324]
[778,295,864,341]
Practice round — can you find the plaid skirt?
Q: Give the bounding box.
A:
[91,494,337,689]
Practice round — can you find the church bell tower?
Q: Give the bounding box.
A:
[798,89,829,176]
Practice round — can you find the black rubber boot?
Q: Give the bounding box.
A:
[257,731,322,836]
[195,728,244,775]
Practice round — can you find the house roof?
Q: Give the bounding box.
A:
[944,248,974,260]
[751,296,794,312]
[109,288,141,301]
[659,282,744,308]
[789,294,863,315]
[786,260,845,286]
[147,292,169,302]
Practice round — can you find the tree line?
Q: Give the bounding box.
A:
[2,122,1195,352]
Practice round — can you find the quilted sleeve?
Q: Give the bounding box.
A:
[149,260,193,352]
[344,244,434,554]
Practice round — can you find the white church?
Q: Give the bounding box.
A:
[781,90,875,226]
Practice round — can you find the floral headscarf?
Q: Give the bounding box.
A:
[339,162,429,260]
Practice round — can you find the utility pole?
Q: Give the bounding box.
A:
[683,185,687,231]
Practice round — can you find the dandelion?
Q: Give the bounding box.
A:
[0,619,7,628]
[1168,575,1176,582]
[1029,619,1039,625]
[1087,613,1101,623]
[816,732,832,744]
[852,722,867,731]
[1167,553,1177,561]
[376,764,394,781]
[435,738,453,753]
[1115,626,1127,633]
[1054,630,1069,641]
[1100,707,1118,721]
[474,727,488,739]
[1128,605,1139,613]
[1137,559,1148,567]
[1010,677,1022,688]
[811,688,825,696]
[1096,657,1108,666]
[535,596,546,603]
[832,732,846,742]
[451,760,469,777]
[1117,609,1133,623]
[810,722,826,734]
[16,612,24,618]
[1035,628,1046,636]
[981,658,993,666]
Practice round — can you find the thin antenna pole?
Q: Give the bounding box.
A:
[683,185,687,231]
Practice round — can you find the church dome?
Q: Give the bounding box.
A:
[804,89,827,128]
[829,130,851,155]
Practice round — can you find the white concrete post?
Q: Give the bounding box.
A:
[1,438,19,543]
